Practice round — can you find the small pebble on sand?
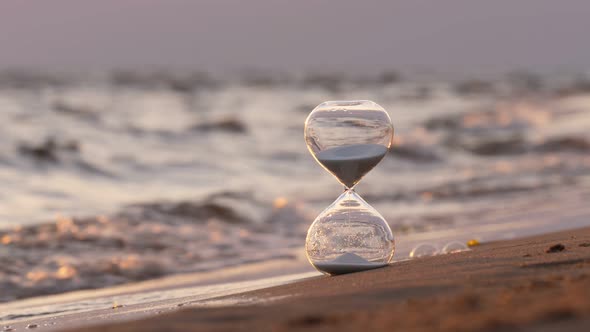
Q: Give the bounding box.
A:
[112,302,124,309]
[467,239,480,247]
[546,244,565,253]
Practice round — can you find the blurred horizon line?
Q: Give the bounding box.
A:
[1,65,589,83]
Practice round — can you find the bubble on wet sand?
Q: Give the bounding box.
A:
[409,243,439,258]
[442,241,470,254]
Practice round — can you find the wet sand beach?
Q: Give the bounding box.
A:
[20,226,588,332]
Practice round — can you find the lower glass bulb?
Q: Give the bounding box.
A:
[305,190,394,275]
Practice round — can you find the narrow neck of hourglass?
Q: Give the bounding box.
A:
[343,184,358,192]
[334,188,368,208]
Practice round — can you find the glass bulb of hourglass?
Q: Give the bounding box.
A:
[305,100,393,189]
[306,191,394,274]
[304,100,395,275]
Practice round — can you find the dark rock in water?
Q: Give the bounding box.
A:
[52,101,99,120]
[422,175,561,201]
[196,202,247,224]
[19,142,58,162]
[465,137,527,156]
[424,113,463,131]
[390,144,441,162]
[110,70,152,87]
[165,78,195,93]
[164,72,219,92]
[424,107,531,134]
[135,199,250,224]
[506,71,544,93]
[454,79,495,95]
[18,137,115,177]
[428,109,590,157]
[191,117,247,134]
[445,134,528,156]
[535,136,590,153]
[18,138,79,163]
[555,78,590,96]
[0,70,65,89]
[378,70,403,85]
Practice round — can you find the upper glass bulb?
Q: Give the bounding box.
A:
[304,100,393,188]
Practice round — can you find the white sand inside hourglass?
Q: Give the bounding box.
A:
[316,144,388,188]
[314,252,389,275]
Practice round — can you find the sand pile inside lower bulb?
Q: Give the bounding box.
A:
[314,252,389,275]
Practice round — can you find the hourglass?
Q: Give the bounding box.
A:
[304,100,395,275]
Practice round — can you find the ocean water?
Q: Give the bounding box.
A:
[1,71,590,303]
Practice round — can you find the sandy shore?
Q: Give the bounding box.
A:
[58,226,590,332]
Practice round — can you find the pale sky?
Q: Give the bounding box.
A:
[0,0,589,74]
